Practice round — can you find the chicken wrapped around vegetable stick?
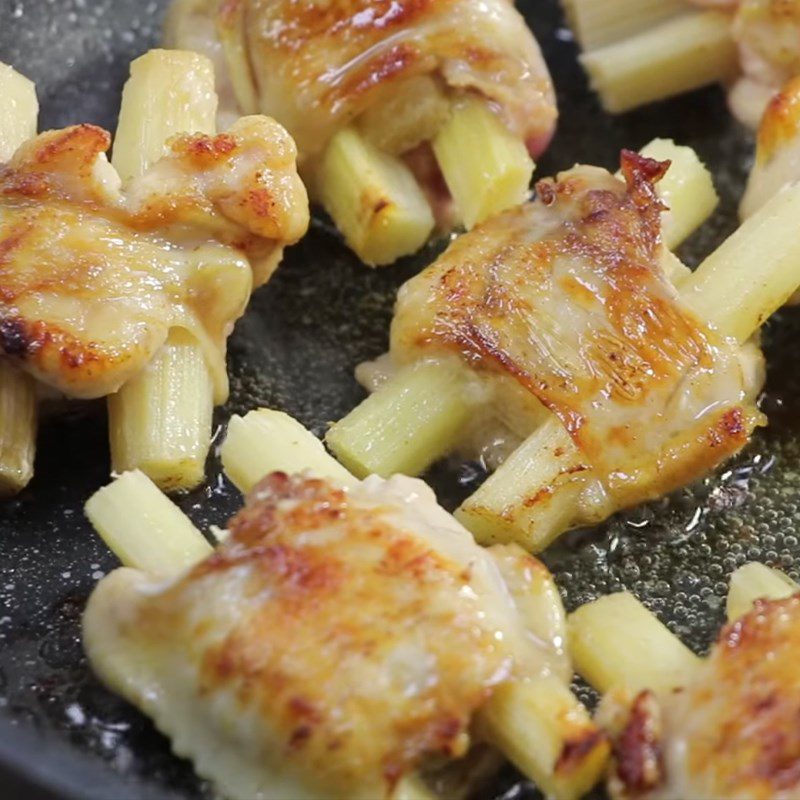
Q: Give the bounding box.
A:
[568,564,800,800]
[83,407,609,800]
[164,0,557,265]
[0,51,308,494]
[327,140,774,553]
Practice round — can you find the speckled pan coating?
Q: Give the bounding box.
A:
[1,1,799,799]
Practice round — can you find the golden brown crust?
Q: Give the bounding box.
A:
[391,154,760,516]
[0,118,307,398]
[236,0,556,162]
[611,595,800,800]
[112,473,511,795]
[756,74,800,164]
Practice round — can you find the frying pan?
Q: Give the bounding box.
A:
[1,1,798,798]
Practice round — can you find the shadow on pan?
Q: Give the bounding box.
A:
[2,1,800,799]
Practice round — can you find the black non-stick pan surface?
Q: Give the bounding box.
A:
[2,1,799,798]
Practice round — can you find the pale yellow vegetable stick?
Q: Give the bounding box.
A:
[638,138,719,250]
[477,677,610,800]
[326,360,477,479]
[432,97,534,229]
[85,470,212,578]
[581,11,737,114]
[0,63,40,495]
[726,562,799,621]
[111,49,217,183]
[108,329,214,492]
[0,361,37,496]
[108,50,218,491]
[0,62,38,161]
[455,421,586,552]
[222,409,357,493]
[317,127,435,267]
[568,592,701,695]
[562,0,690,50]
[681,182,800,343]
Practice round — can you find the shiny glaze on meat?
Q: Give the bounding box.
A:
[83,472,568,799]
[390,152,762,515]
[0,116,307,400]
[165,0,557,166]
[608,594,800,800]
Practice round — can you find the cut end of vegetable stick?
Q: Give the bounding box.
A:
[317,127,435,266]
[581,11,737,115]
[432,97,534,230]
[479,677,610,800]
[568,592,701,695]
[0,63,38,161]
[726,562,800,621]
[681,181,800,343]
[456,419,584,553]
[326,360,474,479]
[85,470,212,577]
[108,330,213,493]
[221,409,357,494]
[638,138,719,250]
[0,363,37,496]
[112,48,218,182]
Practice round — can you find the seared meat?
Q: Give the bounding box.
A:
[0,116,307,400]
[741,74,800,220]
[607,594,800,800]
[388,152,763,518]
[164,0,557,165]
[83,472,567,799]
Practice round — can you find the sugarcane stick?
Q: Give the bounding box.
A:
[108,50,218,491]
[0,63,40,495]
[638,138,718,250]
[580,11,737,114]
[568,592,701,695]
[432,97,535,230]
[222,409,357,492]
[317,127,435,267]
[562,0,690,51]
[326,360,478,479]
[85,469,212,577]
[726,562,799,621]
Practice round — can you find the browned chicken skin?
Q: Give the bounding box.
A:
[387,153,763,519]
[741,74,800,222]
[0,116,308,400]
[608,594,800,800]
[83,471,570,799]
[164,0,558,166]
